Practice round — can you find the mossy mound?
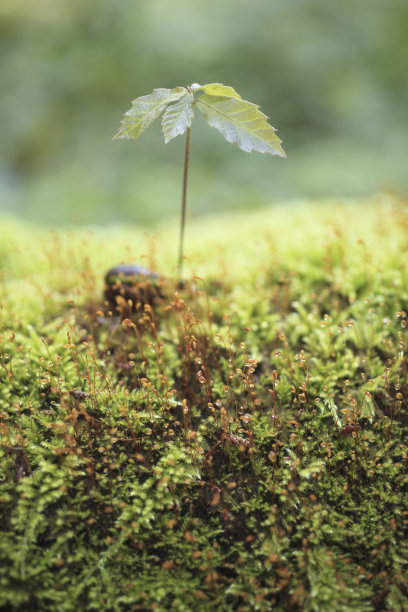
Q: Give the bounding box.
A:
[1,197,407,611]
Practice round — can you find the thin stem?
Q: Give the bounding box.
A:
[178,126,191,278]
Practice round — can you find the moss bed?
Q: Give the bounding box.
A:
[0,197,407,611]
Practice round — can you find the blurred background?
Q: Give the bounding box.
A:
[1,0,407,227]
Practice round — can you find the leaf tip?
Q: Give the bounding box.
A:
[112,125,130,141]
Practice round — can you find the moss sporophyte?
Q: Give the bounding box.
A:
[114,83,285,278]
[1,200,408,610]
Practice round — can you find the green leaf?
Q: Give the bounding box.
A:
[161,92,194,143]
[197,83,242,99]
[113,87,187,141]
[196,94,286,157]
[299,460,325,480]
[360,395,376,421]
[324,396,342,428]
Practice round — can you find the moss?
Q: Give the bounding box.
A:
[1,196,408,611]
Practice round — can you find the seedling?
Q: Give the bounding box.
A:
[114,83,286,277]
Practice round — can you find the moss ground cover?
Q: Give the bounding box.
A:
[1,196,407,611]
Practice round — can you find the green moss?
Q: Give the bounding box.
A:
[1,196,408,611]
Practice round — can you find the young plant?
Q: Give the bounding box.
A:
[114,83,286,277]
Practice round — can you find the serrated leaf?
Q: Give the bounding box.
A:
[162,92,194,143]
[197,83,242,99]
[196,94,286,157]
[113,87,187,141]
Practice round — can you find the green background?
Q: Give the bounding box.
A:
[1,0,407,226]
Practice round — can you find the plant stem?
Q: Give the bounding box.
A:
[178,126,191,279]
